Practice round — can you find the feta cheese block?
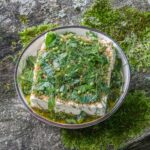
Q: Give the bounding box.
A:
[30,32,116,116]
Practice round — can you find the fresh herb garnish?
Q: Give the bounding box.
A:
[48,97,56,111]
[45,32,58,49]
[18,30,123,124]
[32,31,112,104]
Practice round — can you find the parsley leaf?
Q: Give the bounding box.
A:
[45,32,57,49]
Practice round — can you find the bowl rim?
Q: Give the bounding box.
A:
[14,25,130,129]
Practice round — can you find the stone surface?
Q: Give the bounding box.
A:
[0,0,150,150]
[123,131,150,150]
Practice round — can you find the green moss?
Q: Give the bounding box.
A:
[82,0,150,41]
[121,32,150,72]
[19,15,29,24]
[82,0,150,71]
[19,24,57,48]
[61,91,150,150]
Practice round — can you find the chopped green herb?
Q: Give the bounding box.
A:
[45,32,57,49]
[18,56,36,95]
[48,98,56,111]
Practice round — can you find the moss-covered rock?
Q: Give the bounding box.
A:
[82,0,150,71]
